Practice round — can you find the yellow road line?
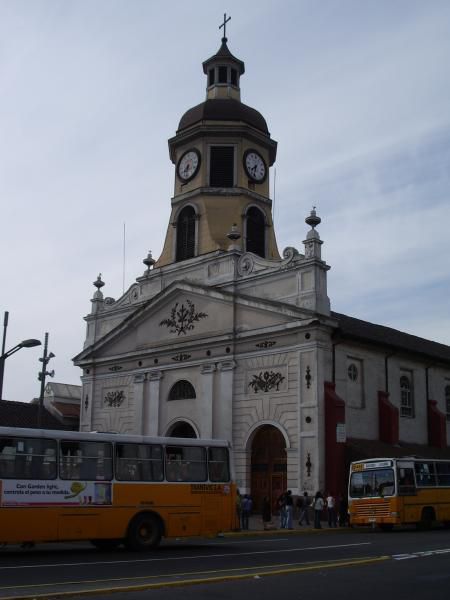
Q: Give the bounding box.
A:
[0,555,390,600]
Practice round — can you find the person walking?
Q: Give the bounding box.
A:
[298,491,311,526]
[338,493,349,527]
[262,496,272,530]
[284,490,294,529]
[277,492,287,529]
[235,489,242,531]
[326,492,337,527]
[313,491,324,529]
[241,494,253,530]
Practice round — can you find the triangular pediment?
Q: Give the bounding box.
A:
[74,280,314,363]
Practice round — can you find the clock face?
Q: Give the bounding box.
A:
[177,149,201,182]
[244,150,267,182]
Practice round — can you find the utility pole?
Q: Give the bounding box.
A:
[0,311,8,400]
[37,332,55,428]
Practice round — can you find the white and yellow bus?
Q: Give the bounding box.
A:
[348,457,450,530]
[0,426,237,549]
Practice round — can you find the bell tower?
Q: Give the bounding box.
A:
[156,26,279,267]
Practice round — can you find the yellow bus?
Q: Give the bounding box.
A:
[348,457,450,530]
[0,426,237,550]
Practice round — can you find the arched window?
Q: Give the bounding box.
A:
[168,380,196,401]
[400,374,414,418]
[445,385,450,421]
[246,207,266,257]
[167,422,197,438]
[176,206,196,262]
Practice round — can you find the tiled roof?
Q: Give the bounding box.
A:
[0,400,68,430]
[53,401,80,418]
[332,311,450,365]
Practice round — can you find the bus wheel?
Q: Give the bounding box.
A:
[379,524,393,532]
[90,539,122,551]
[126,513,161,551]
[417,508,435,531]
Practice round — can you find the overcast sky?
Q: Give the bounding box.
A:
[1,0,450,403]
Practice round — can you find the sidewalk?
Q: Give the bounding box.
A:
[224,514,347,536]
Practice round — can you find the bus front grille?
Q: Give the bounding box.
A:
[352,500,391,518]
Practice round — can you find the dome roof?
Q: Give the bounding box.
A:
[177,99,269,134]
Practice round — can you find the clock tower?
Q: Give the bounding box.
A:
[156,34,279,267]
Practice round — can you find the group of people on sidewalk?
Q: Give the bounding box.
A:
[236,488,348,531]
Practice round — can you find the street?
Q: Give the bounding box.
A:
[0,527,450,599]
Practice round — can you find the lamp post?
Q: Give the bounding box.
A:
[37,332,55,428]
[0,311,41,401]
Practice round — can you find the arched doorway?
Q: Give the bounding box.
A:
[251,425,287,514]
[167,421,197,438]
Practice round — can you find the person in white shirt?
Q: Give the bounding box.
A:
[326,493,337,527]
[313,491,324,529]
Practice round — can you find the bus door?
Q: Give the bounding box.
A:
[396,461,417,522]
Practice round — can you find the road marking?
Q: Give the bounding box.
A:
[0,555,390,599]
[0,542,372,571]
[392,548,450,561]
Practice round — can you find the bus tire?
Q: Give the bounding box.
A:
[125,513,162,551]
[90,539,122,551]
[417,507,435,531]
[379,524,394,532]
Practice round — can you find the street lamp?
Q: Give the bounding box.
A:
[37,332,55,428]
[0,315,41,401]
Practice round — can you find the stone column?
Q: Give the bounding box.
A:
[200,363,216,438]
[146,370,164,436]
[133,373,146,434]
[215,360,236,442]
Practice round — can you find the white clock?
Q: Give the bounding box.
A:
[177,149,201,182]
[243,150,267,182]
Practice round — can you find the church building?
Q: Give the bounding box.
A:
[74,34,450,512]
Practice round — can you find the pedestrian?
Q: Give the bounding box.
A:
[284,490,294,529]
[326,492,337,527]
[262,496,272,530]
[313,491,324,529]
[298,491,311,526]
[277,492,286,528]
[235,489,242,531]
[338,493,348,527]
[241,494,253,530]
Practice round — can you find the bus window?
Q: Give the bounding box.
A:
[208,447,230,482]
[397,467,416,495]
[116,444,163,481]
[415,461,437,487]
[165,446,207,482]
[349,468,395,498]
[436,461,450,486]
[0,437,57,479]
[60,441,112,481]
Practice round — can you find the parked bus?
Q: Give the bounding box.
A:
[348,457,450,530]
[0,426,237,549]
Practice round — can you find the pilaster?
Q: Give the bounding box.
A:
[200,363,216,438]
[146,370,164,436]
[133,373,147,435]
[215,360,236,441]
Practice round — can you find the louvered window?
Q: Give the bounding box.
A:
[168,380,196,401]
[210,146,234,187]
[176,206,196,261]
[246,207,266,257]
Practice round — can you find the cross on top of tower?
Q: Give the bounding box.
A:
[219,13,231,41]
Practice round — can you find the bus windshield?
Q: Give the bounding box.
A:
[349,468,395,498]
